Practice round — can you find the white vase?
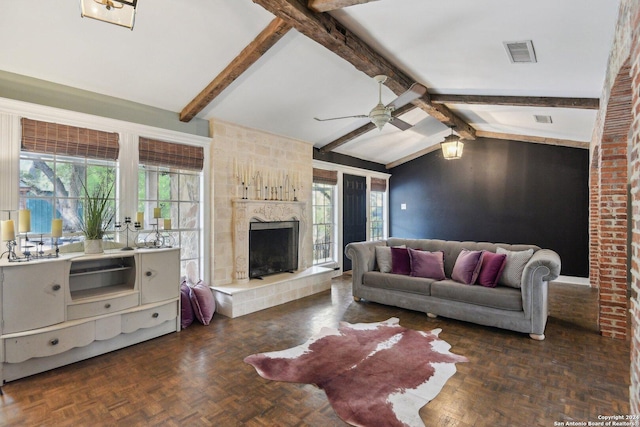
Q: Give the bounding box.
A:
[84,239,104,254]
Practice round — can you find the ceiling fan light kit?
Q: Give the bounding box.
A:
[80,0,137,30]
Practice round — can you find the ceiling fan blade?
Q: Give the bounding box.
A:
[387,83,427,110]
[314,114,368,122]
[389,117,413,131]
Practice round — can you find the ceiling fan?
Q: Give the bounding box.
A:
[314,75,427,131]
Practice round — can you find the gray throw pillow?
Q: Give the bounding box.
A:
[496,247,534,288]
[375,245,405,273]
[376,246,393,272]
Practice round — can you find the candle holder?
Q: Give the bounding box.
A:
[141,219,165,249]
[115,217,141,250]
[28,233,60,259]
[1,239,30,262]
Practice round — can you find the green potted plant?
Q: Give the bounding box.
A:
[79,179,115,254]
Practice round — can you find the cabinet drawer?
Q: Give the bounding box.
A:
[4,322,95,363]
[122,301,178,334]
[67,293,139,321]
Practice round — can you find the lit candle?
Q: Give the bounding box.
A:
[164,219,172,230]
[153,207,161,219]
[136,211,144,224]
[18,209,31,233]
[51,219,62,238]
[1,220,15,241]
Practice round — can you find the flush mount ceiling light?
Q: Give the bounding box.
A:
[80,0,137,30]
[441,128,464,160]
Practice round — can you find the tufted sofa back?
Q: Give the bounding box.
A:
[385,238,540,280]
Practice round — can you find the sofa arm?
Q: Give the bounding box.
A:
[520,249,561,335]
[345,240,386,296]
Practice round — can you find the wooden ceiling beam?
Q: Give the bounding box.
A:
[319,103,417,152]
[430,94,600,110]
[252,0,476,141]
[179,17,292,122]
[475,130,589,149]
[308,0,380,12]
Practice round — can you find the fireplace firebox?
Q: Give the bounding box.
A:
[249,220,299,279]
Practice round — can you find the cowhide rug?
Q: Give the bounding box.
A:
[244,317,468,427]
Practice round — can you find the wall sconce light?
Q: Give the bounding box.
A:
[80,0,138,30]
[441,128,464,160]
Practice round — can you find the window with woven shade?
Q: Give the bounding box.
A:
[19,118,118,248]
[138,137,203,283]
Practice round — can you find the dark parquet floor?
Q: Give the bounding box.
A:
[0,275,630,427]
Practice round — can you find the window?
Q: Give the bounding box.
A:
[138,137,204,284]
[19,119,118,251]
[138,165,201,283]
[20,153,117,249]
[312,182,335,265]
[369,177,387,241]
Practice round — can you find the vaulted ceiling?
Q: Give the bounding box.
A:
[0,0,619,166]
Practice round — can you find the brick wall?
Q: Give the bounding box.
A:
[629,0,640,413]
[598,0,640,414]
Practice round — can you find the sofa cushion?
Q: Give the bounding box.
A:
[408,248,446,280]
[477,252,507,288]
[431,280,523,311]
[363,271,433,296]
[391,247,411,275]
[497,247,534,288]
[451,249,484,284]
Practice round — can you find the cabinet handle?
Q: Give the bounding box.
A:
[52,284,61,291]
[104,303,111,309]
[152,312,159,318]
[50,338,59,346]
[146,271,152,277]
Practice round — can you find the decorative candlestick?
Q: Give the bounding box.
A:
[115,216,141,250]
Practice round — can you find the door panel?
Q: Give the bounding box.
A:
[343,174,367,271]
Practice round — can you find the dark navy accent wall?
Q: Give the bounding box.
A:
[389,138,589,276]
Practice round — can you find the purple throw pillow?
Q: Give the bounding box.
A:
[391,247,411,275]
[409,248,446,280]
[180,281,194,328]
[477,252,507,288]
[451,249,484,285]
[189,280,216,325]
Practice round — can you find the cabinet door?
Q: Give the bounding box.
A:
[2,261,66,334]
[139,249,180,304]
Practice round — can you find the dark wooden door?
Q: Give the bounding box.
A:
[343,174,367,271]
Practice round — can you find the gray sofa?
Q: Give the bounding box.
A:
[345,238,561,340]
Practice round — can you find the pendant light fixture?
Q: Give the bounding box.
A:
[80,0,137,30]
[441,127,464,160]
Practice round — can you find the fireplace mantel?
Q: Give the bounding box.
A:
[232,199,308,281]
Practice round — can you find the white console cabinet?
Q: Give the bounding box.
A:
[0,247,180,383]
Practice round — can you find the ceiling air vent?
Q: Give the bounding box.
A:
[504,40,537,63]
[534,115,552,124]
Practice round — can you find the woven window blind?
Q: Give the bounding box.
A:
[21,118,119,160]
[139,137,204,171]
[313,168,338,185]
[370,177,387,192]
